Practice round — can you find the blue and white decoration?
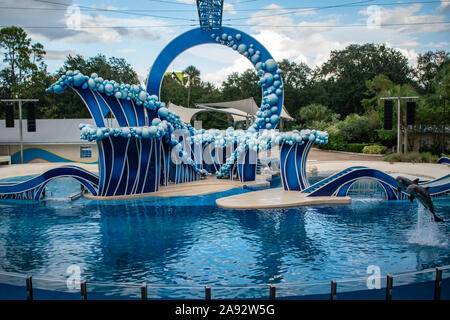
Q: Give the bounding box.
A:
[146,26,284,132]
[44,71,209,197]
[0,166,99,200]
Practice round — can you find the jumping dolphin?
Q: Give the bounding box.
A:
[395,176,419,193]
[406,184,444,222]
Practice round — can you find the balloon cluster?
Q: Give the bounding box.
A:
[212,128,328,178]
[47,70,327,180]
[79,120,172,142]
[210,32,283,131]
[46,70,191,133]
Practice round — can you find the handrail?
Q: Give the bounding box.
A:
[0,265,448,292]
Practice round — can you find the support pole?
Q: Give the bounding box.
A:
[205,286,211,300]
[141,284,148,300]
[386,275,393,301]
[269,285,276,300]
[1,99,39,164]
[434,268,442,301]
[19,100,23,164]
[380,96,419,154]
[397,98,401,154]
[330,281,337,301]
[81,281,87,300]
[26,276,33,300]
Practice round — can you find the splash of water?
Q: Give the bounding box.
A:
[408,203,448,247]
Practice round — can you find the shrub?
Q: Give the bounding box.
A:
[318,124,347,151]
[346,143,371,153]
[420,144,449,156]
[363,145,387,154]
[339,114,373,143]
[320,131,347,151]
[383,152,439,163]
[375,129,396,148]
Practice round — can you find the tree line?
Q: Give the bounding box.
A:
[1,26,448,154]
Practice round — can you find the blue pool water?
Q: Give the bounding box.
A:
[0,176,449,299]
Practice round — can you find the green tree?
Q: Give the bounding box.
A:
[277,59,314,117]
[416,50,449,93]
[57,54,139,84]
[297,103,339,129]
[160,73,187,107]
[182,65,201,108]
[319,43,413,116]
[0,26,46,97]
[46,54,140,118]
[221,69,260,103]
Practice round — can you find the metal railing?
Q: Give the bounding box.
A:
[0,265,448,300]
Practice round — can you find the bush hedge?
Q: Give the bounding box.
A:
[363,145,387,154]
[383,152,439,163]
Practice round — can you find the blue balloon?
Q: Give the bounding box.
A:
[88,78,96,89]
[266,93,279,105]
[263,73,274,85]
[158,107,169,118]
[237,44,247,54]
[265,59,277,72]
[270,115,279,124]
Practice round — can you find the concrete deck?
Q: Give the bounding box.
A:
[306,161,449,180]
[83,174,270,200]
[216,187,351,209]
[0,162,99,179]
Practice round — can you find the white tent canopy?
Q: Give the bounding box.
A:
[168,102,248,124]
[198,97,295,121]
[167,97,295,127]
[167,102,203,124]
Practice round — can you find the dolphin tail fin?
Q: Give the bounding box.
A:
[408,195,415,203]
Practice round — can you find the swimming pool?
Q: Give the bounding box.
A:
[0,176,449,299]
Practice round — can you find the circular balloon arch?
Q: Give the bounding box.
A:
[146,27,284,131]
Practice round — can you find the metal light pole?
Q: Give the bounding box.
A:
[380,96,419,153]
[1,99,39,164]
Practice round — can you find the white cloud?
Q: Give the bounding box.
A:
[224,3,237,15]
[440,0,450,11]
[240,3,448,72]
[203,56,253,86]
[45,49,77,60]
[295,9,317,17]
[59,13,169,44]
[424,41,450,48]
[0,0,172,44]
[117,49,137,53]
[247,4,297,35]
[358,4,448,33]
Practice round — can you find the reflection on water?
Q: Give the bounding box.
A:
[0,177,449,298]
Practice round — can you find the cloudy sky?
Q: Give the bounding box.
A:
[0,0,449,86]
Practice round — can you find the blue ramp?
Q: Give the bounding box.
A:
[304,168,450,200]
[0,166,99,200]
[304,168,400,200]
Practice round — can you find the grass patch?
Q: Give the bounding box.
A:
[383,152,439,163]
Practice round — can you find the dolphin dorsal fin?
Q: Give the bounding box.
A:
[413,178,419,184]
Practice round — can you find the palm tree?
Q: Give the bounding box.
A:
[182,65,201,108]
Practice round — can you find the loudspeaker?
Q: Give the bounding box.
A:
[5,103,14,128]
[406,101,416,125]
[383,100,393,130]
[27,102,36,132]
